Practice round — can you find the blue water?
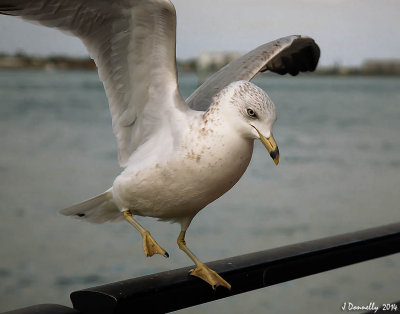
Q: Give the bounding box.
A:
[0,70,399,313]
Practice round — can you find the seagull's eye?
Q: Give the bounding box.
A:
[247,108,257,118]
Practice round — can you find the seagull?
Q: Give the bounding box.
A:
[0,0,320,289]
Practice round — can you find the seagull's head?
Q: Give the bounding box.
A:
[219,80,279,165]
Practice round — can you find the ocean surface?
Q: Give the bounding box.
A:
[0,70,399,313]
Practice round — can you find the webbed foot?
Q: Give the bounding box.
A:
[142,231,169,258]
[190,262,231,290]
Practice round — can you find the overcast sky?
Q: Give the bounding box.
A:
[0,0,399,66]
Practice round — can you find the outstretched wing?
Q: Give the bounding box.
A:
[187,35,320,111]
[0,0,185,166]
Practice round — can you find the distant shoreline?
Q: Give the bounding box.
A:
[1,53,400,76]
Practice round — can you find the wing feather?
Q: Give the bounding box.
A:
[187,35,320,111]
[0,0,185,166]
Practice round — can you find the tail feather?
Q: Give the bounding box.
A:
[60,189,122,223]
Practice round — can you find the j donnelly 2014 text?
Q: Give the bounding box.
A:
[341,302,398,313]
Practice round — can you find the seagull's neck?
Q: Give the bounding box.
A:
[187,104,254,158]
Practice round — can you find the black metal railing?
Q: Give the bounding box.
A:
[3,222,400,314]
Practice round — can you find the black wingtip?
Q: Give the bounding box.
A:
[0,4,19,15]
[266,36,321,76]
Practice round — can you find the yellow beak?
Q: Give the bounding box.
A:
[256,129,280,165]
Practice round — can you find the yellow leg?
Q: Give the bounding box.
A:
[177,231,231,290]
[123,210,169,258]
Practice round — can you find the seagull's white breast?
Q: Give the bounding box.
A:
[112,113,254,221]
